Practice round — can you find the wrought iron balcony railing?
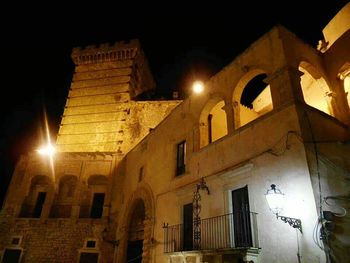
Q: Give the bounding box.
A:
[163,211,259,253]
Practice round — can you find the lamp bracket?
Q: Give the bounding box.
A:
[277,215,302,233]
[102,228,119,247]
[196,177,210,195]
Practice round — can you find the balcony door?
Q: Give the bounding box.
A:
[232,186,252,247]
[183,203,193,251]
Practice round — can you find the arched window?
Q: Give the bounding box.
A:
[79,175,108,218]
[233,73,273,128]
[299,62,334,116]
[199,98,228,148]
[19,175,52,218]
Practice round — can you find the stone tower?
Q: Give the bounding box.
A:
[56,39,163,153]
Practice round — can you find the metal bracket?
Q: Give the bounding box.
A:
[278,215,302,233]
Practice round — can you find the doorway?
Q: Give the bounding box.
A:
[231,186,252,247]
[127,200,145,263]
[1,249,22,263]
[183,203,193,251]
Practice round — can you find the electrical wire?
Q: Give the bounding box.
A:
[324,196,348,217]
[313,217,324,251]
[303,110,333,263]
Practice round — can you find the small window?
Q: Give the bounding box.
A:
[86,240,96,248]
[138,166,144,182]
[176,141,186,176]
[11,237,21,245]
[208,114,213,144]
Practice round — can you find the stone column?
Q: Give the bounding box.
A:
[232,101,240,129]
[328,75,350,125]
[222,100,235,134]
[266,66,304,109]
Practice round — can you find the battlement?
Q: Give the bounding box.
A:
[72,39,141,65]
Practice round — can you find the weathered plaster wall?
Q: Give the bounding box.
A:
[119,103,326,263]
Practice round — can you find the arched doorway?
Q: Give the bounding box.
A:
[118,185,155,263]
[126,200,145,263]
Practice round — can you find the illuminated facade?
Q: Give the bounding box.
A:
[1,4,349,263]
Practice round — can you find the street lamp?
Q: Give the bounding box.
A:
[37,143,56,157]
[192,81,204,94]
[265,184,302,233]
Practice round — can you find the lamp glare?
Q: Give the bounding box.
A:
[193,81,204,94]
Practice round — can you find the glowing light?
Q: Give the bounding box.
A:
[265,184,285,215]
[193,81,204,94]
[37,143,56,157]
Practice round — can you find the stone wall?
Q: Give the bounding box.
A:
[0,217,112,263]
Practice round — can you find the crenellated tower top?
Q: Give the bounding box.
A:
[71,39,141,65]
[56,38,159,152]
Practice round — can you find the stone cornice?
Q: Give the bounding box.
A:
[72,39,140,65]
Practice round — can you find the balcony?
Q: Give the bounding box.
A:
[163,212,259,253]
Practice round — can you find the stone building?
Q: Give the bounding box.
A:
[1,3,349,263]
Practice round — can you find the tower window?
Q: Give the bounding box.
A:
[11,237,21,245]
[90,193,105,218]
[176,141,186,176]
[138,166,144,182]
[33,192,46,218]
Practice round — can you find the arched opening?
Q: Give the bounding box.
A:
[126,199,145,263]
[118,185,155,263]
[199,98,228,148]
[345,74,350,107]
[50,175,77,218]
[79,175,108,218]
[299,62,334,116]
[233,73,273,128]
[19,175,52,218]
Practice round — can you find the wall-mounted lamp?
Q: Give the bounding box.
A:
[37,142,56,157]
[192,81,204,94]
[265,184,302,233]
[102,228,119,247]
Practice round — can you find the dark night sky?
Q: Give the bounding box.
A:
[1,2,348,206]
